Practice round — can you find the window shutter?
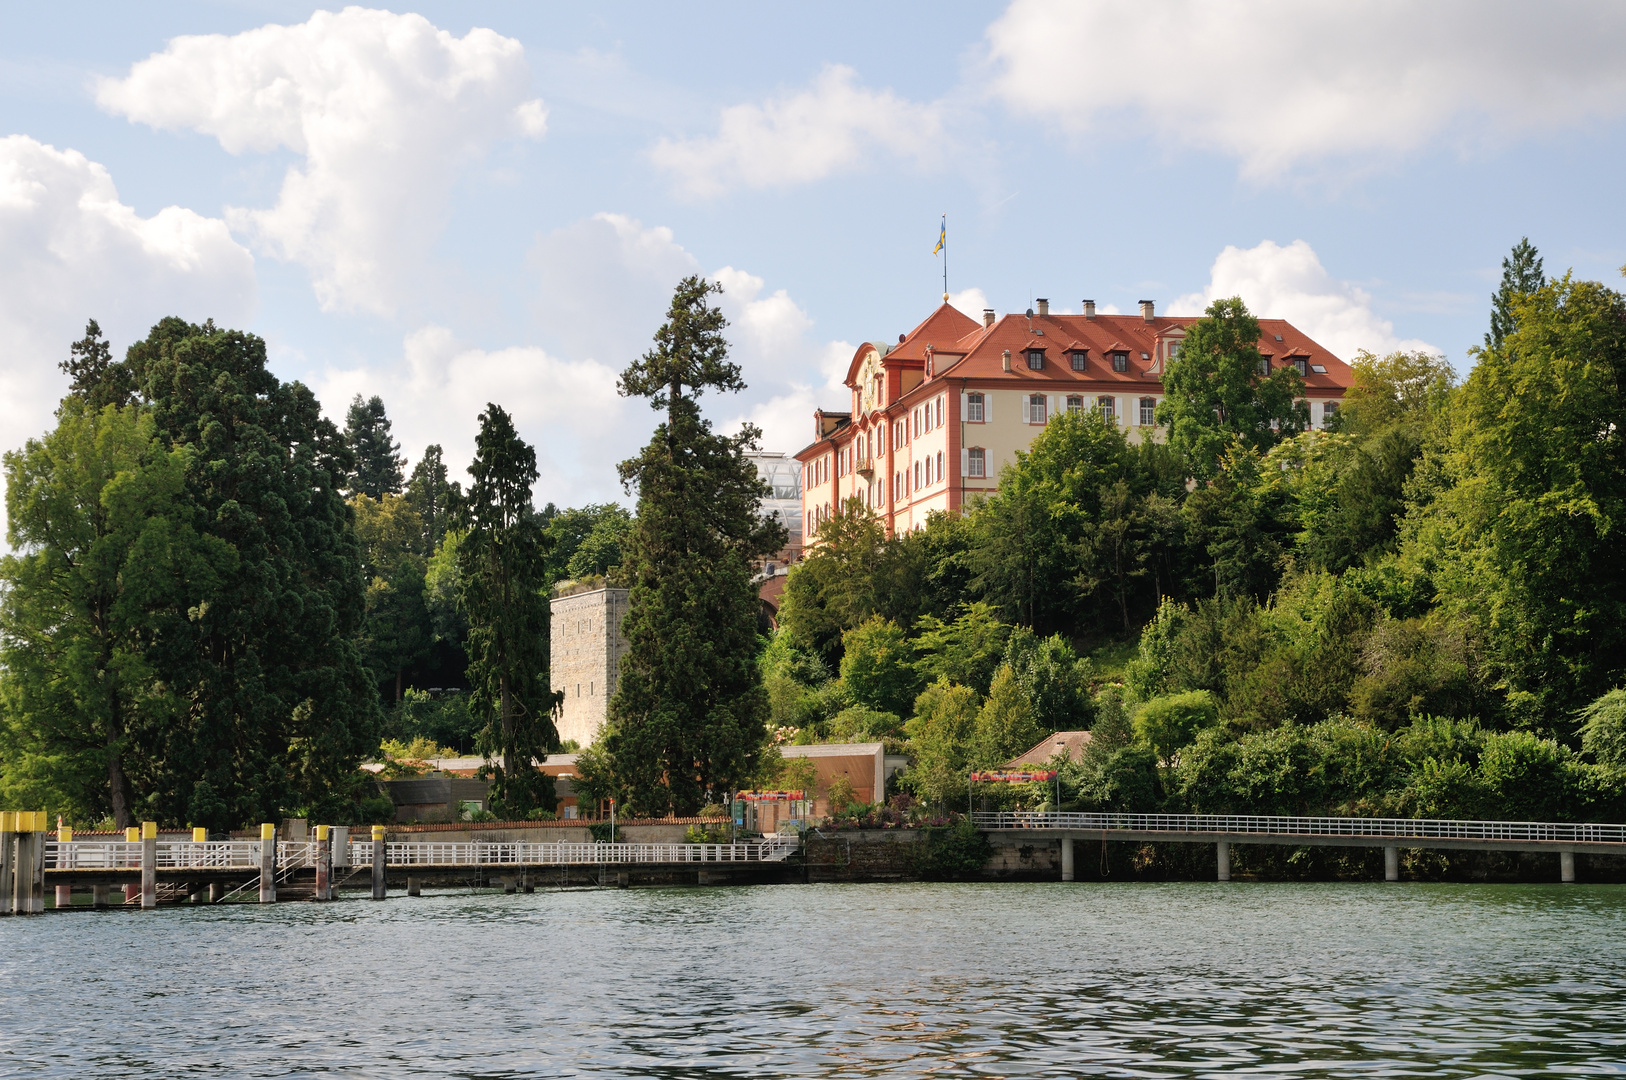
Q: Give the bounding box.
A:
[1021,397,1030,424]
[960,448,970,477]
[1049,395,1059,420]
[983,394,991,422]
[959,392,968,419]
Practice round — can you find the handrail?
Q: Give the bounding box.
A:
[970,811,1626,843]
[44,836,802,870]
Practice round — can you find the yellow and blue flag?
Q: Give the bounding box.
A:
[933,217,945,255]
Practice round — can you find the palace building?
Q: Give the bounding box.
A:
[796,298,1354,537]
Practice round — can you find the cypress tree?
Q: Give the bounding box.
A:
[344,394,404,498]
[1485,237,1544,351]
[457,404,556,814]
[603,276,786,815]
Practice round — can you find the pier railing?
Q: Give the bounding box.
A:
[971,811,1626,844]
[43,836,799,871]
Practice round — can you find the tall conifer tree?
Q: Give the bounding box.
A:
[405,443,463,555]
[457,405,556,814]
[604,276,785,815]
[344,394,405,498]
[1485,237,1545,351]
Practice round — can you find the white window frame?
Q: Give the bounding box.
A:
[1098,395,1115,420]
[967,447,986,477]
[966,392,985,423]
[1028,393,1048,425]
[1139,397,1157,426]
[1066,395,1083,414]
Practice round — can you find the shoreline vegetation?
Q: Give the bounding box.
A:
[4,249,1626,888]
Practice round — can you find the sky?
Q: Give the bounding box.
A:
[3,0,1625,524]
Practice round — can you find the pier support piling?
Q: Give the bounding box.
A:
[314,825,331,901]
[616,872,630,889]
[208,882,223,903]
[0,814,15,915]
[1561,849,1576,883]
[1385,845,1399,882]
[141,822,157,909]
[407,876,420,897]
[93,884,109,908]
[1060,836,1075,882]
[1216,841,1231,882]
[55,885,72,908]
[258,823,276,904]
[370,826,386,900]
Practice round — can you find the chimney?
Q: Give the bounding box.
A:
[1036,298,1049,317]
[1139,299,1155,321]
[1001,349,1012,372]
[1082,300,1096,319]
[982,308,995,328]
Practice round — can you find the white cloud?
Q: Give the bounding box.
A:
[97,7,545,315]
[650,64,945,197]
[0,135,256,536]
[947,287,991,321]
[315,325,629,507]
[985,0,1626,178]
[1170,239,1437,360]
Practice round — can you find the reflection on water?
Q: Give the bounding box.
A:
[4,881,1625,1077]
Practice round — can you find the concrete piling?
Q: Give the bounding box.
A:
[616,872,630,889]
[141,822,158,909]
[1,812,15,915]
[1216,841,1231,882]
[1060,836,1075,882]
[370,825,386,900]
[56,886,73,908]
[1385,845,1399,882]
[208,882,223,903]
[1561,849,1576,883]
[314,825,331,901]
[93,884,109,908]
[407,876,420,897]
[258,823,276,904]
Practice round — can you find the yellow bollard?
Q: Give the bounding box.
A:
[314,825,331,901]
[125,827,140,843]
[59,825,73,844]
[193,827,208,843]
[54,823,74,908]
[141,821,157,840]
[140,821,157,909]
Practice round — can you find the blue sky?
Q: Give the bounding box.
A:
[3,1,1625,518]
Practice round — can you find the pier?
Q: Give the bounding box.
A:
[974,811,1626,881]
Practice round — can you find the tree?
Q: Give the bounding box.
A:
[967,410,1135,633]
[457,404,557,815]
[904,678,981,809]
[603,276,786,815]
[839,616,921,716]
[1004,628,1095,734]
[1158,296,1308,477]
[121,317,381,828]
[971,665,1047,768]
[779,499,918,665]
[1413,275,1626,729]
[59,319,135,410]
[351,493,431,702]
[344,394,404,498]
[912,601,1011,696]
[1485,237,1544,351]
[404,444,463,555]
[0,399,201,824]
[1133,691,1217,766]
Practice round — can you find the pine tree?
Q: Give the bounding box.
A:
[603,276,786,815]
[405,443,463,555]
[1485,238,1544,351]
[344,394,404,498]
[457,404,556,814]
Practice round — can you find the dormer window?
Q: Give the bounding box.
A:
[1294,358,1308,377]
[1257,357,1271,377]
[1166,342,1181,362]
[1070,351,1088,371]
[1112,352,1128,373]
[1026,349,1044,370]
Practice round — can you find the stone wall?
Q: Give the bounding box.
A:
[550,587,629,748]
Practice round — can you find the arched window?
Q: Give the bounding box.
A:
[936,450,944,482]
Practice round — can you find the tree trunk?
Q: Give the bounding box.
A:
[395,666,403,703]
[107,721,133,829]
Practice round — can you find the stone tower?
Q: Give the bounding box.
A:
[549,585,629,749]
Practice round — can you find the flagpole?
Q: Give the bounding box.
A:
[941,213,948,301]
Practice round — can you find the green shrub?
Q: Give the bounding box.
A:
[911,820,992,880]
[1133,691,1217,765]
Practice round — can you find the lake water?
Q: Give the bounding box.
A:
[4,881,1625,1077]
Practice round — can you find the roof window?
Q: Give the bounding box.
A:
[1112,352,1128,373]
[1070,351,1087,371]
[1310,364,1327,374]
[1026,349,1044,370]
